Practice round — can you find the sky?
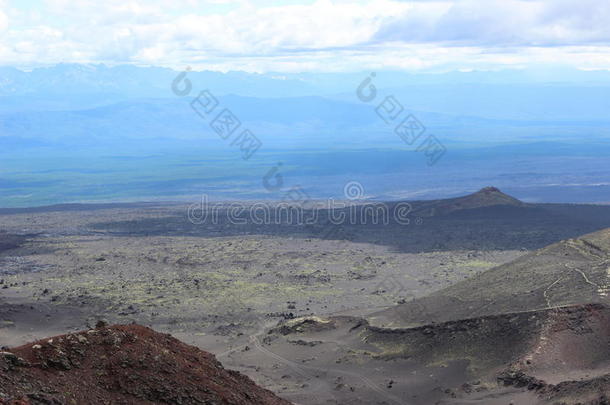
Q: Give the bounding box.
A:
[1,0,610,72]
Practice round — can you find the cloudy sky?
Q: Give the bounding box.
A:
[1,0,610,72]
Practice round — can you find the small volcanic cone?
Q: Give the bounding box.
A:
[415,186,523,217]
[0,324,292,405]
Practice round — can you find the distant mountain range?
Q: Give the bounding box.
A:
[1,64,610,152]
[2,64,610,207]
[2,64,610,120]
[5,94,599,151]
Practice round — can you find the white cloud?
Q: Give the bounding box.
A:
[376,0,610,47]
[1,0,610,72]
[0,1,8,34]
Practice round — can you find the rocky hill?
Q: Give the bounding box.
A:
[0,323,292,405]
[242,229,610,404]
[412,186,524,217]
[370,227,610,328]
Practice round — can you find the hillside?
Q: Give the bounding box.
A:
[411,186,524,217]
[237,229,610,404]
[369,227,610,328]
[0,324,292,405]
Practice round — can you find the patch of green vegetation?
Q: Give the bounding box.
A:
[456,260,496,269]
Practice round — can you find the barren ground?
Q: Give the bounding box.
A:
[2,199,610,404]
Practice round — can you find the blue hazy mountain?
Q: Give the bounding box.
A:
[1,64,610,207]
[1,94,609,152]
